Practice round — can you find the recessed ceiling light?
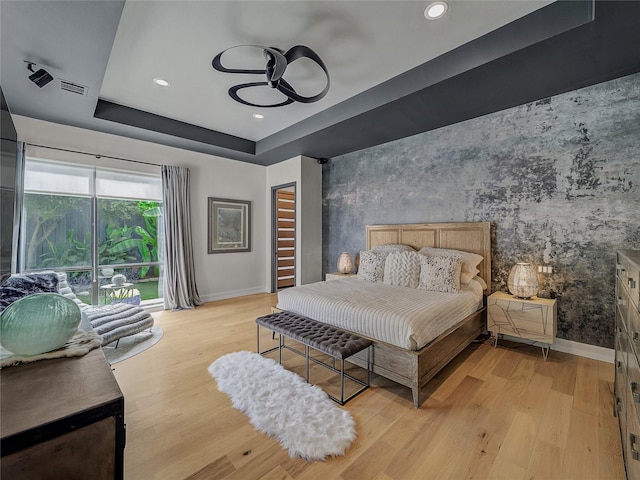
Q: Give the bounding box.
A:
[425,1,448,20]
[253,113,264,120]
[153,78,170,87]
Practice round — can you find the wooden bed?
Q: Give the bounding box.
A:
[343,221,491,408]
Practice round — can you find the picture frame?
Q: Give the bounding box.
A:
[208,197,251,253]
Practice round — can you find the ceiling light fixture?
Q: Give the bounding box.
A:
[153,78,170,87]
[425,1,448,20]
[25,61,53,88]
[212,44,330,108]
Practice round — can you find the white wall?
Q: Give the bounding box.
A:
[299,156,323,285]
[13,115,268,302]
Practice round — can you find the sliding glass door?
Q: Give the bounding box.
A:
[20,158,163,306]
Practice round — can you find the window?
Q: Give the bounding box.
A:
[20,158,163,306]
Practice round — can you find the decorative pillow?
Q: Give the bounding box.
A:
[356,251,386,282]
[460,268,480,285]
[471,275,488,290]
[418,255,462,293]
[0,271,60,312]
[418,247,483,283]
[383,251,421,288]
[372,244,415,254]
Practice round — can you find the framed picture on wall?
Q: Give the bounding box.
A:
[208,197,251,253]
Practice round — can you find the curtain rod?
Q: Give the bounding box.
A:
[26,143,163,168]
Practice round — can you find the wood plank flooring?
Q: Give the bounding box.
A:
[112,293,625,480]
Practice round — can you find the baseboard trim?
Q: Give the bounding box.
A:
[200,287,267,303]
[498,333,614,364]
[551,337,614,364]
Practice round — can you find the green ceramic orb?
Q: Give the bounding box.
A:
[0,293,81,356]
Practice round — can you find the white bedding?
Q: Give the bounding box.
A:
[276,277,484,351]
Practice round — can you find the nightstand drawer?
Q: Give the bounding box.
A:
[487,292,557,345]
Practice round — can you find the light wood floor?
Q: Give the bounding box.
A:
[112,293,625,480]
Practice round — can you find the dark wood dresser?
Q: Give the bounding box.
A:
[615,249,640,480]
[1,347,125,479]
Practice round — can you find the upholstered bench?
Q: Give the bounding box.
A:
[256,311,372,405]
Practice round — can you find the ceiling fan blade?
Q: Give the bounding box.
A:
[281,45,330,103]
[212,45,268,75]
[229,82,294,108]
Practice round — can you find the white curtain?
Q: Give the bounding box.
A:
[161,165,202,310]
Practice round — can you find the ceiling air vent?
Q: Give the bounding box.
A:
[60,80,88,96]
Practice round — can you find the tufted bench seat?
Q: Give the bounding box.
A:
[256,311,372,404]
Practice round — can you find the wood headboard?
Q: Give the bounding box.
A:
[366,222,491,294]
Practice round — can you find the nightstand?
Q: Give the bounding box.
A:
[325,272,356,281]
[487,291,557,360]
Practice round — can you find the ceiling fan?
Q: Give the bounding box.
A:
[212,44,330,108]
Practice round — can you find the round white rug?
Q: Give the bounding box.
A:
[208,350,357,462]
[103,325,163,364]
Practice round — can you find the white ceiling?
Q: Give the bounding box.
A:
[100,1,551,141]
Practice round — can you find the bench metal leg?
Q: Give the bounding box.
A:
[256,321,373,405]
[341,359,345,404]
[305,345,310,382]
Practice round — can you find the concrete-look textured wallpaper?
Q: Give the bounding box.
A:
[322,73,640,348]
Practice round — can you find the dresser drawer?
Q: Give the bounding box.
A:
[629,305,640,359]
[619,254,640,308]
[632,307,640,357]
[628,353,640,426]
[627,377,640,479]
[616,326,629,418]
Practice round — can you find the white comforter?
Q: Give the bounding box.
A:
[276,277,484,351]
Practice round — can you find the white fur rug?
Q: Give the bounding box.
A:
[208,351,356,462]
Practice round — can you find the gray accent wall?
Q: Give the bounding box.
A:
[322,73,640,348]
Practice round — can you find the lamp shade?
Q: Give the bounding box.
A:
[337,252,353,274]
[507,262,538,299]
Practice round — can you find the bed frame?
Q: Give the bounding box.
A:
[345,221,492,408]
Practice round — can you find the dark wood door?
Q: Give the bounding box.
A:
[275,188,295,289]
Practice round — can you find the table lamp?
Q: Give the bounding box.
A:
[507,262,538,299]
[337,252,353,274]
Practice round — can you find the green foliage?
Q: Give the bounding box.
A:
[35,197,162,280]
[100,201,162,278]
[40,229,91,273]
[23,194,89,269]
[99,199,140,223]
[99,225,137,265]
[136,201,161,278]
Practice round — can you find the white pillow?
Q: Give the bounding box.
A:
[418,246,483,283]
[356,250,386,282]
[372,244,416,256]
[383,251,421,288]
[471,275,488,290]
[460,268,480,285]
[418,255,462,293]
